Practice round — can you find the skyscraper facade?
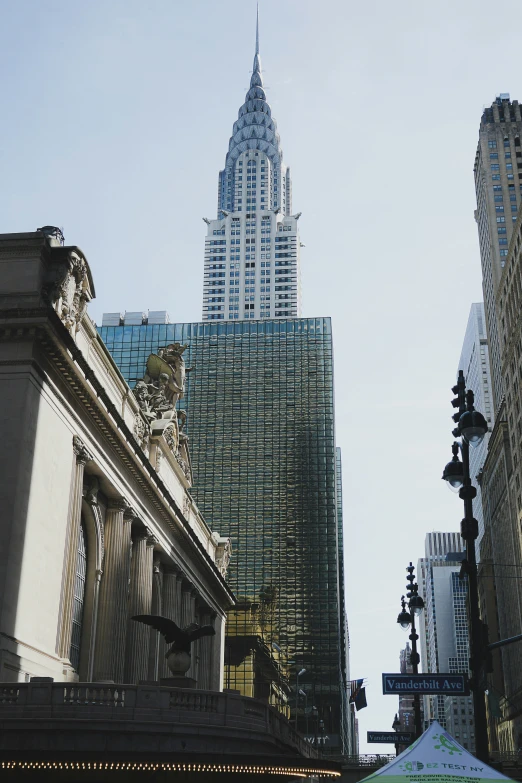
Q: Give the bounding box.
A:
[471,95,522,752]
[457,302,493,555]
[474,94,522,411]
[99,315,348,752]
[202,14,301,322]
[478,203,522,753]
[417,533,475,751]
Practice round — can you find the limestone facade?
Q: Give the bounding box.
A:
[0,229,233,689]
[479,205,522,750]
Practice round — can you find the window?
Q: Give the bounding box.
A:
[491,164,500,171]
[489,140,497,148]
[490,153,499,160]
[69,519,87,672]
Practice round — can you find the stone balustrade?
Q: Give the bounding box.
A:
[0,681,316,760]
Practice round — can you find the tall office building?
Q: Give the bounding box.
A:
[202,13,301,322]
[417,533,475,751]
[474,94,522,411]
[457,303,493,556]
[99,314,348,752]
[473,95,522,752]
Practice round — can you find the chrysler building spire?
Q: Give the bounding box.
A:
[253,3,261,80]
[201,9,301,322]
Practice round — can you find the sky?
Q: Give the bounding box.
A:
[1,0,520,753]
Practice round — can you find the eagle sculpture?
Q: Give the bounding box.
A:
[132,615,215,676]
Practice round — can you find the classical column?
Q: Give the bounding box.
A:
[159,569,181,678]
[189,590,199,682]
[57,435,93,660]
[180,581,194,627]
[147,559,163,681]
[124,529,157,683]
[198,609,213,690]
[175,573,183,622]
[92,500,133,683]
[210,612,226,691]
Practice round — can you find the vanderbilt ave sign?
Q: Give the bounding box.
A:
[382,673,469,695]
[367,732,414,744]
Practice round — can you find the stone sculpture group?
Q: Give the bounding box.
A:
[132,343,192,477]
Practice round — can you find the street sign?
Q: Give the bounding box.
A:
[382,673,469,695]
[367,731,414,744]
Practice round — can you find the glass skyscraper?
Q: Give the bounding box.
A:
[99,316,347,751]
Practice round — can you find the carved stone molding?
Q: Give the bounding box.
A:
[146,529,158,547]
[212,534,232,578]
[72,435,93,466]
[43,250,94,336]
[108,497,129,514]
[84,475,99,506]
[133,413,150,453]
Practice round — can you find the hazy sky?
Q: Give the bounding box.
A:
[2,0,520,752]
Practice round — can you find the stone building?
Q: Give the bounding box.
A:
[474,94,522,412]
[0,226,341,780]
[0,228,233,688]
[479,202,522,751]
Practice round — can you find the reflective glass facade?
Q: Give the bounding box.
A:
[99,317,346,750]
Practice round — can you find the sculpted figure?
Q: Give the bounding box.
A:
[157,343,191,407]
[132,615,215,676]
[148,372,175,419]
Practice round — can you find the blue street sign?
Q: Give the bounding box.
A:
[367,732,414,744]
[382,673,469,695]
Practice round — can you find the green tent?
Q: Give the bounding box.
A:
[361,721,514,783]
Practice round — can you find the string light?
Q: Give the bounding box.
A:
[0,760,340,776]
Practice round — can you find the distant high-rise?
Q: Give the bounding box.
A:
[457,303,493,555]
[417,533,475,751]
[474,94,522,411]
[202,11,301,322]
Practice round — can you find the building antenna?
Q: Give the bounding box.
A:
[256,3,260,56]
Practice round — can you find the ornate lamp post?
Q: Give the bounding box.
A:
[397,562,424,740]
[441,369,489,762]
[392,713,401,757]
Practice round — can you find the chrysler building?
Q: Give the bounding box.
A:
[202,11,301,321]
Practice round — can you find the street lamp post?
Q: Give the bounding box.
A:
[442,369,489,763]
[397,562,424,740]
[392,713,401,757]
[295,668,306,731]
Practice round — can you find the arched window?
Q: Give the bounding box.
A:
[69,519,87,671]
